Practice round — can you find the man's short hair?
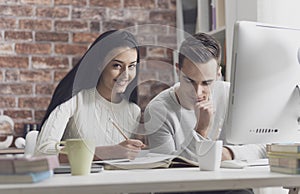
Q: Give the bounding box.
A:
[178,33,221,69]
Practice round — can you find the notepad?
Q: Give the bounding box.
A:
[97,153,198,170]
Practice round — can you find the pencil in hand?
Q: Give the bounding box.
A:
[109,118,129,140]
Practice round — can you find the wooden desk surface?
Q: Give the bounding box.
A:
[0,166,300,194]
[0,148,24,155]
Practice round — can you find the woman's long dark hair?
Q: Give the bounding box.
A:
[39,30,140,130]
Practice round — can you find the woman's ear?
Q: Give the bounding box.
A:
[217,66,222,79]
[175,63,180,73]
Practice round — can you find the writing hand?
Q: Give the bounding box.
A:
[118,139,146,160]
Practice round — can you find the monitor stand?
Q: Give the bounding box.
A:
[297,85,300,125]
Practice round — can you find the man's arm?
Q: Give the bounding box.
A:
[144,101,177,155]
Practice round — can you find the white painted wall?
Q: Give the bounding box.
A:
[225,0,300,80]
[258,0,300,28]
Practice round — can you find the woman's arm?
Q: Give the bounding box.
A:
[35,96,75,156]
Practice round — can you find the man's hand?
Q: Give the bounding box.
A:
[222,147,234,161]
[194,98,214,138]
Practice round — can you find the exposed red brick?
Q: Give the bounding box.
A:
[90,0,121,8]
[0,0,177,127]
[166,48,174,59]
[20,70,52,83]
[55,21,88,32]
[4,31,33,41]
[0,84,33,95]
[149,10,176,25]
[18,97,51,109]
[32,57,69,69]
[54,70,69,82]
[136,24,168,35]
[73,33,99,43]
[113,10,149,22]
[0,44,13,54]
[71,56,81,67]
[157,35,177,49]
[0,18,16,29]
[35,32,69,42]
[5,70,19,82]
[108,9,125,21]
[139,46,147,58]
[35,84,55,95]
[136,35,156,46]
[34,110,46,122]
[14,123,26,136]
[158,73,174,84]
[54,44,87,55]
[138,70,157,83]
[4,110,33,121]
[36,7,69,18]
[0,5,33,17]
[72,7,106,20]
[170,0,176,10]
[15,43,51,55]
[147,47,166,58]
[124,0,155,9]
[0,56,28,68]
[102,20,135,31]
[0,97,16,108]
[157,0,170,9]
[54,0,87,6]
[19,20,52,31]
[0,70,3,82]
[21,0,51,5]
[90,21,100,32]
[145,57,173,69]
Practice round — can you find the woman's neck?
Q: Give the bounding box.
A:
[96,84,122,103]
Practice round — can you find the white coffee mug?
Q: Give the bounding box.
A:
[196,140,223,171]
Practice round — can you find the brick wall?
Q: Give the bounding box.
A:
[0,0,177,137]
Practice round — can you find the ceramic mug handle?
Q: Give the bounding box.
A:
[55,141,68,155]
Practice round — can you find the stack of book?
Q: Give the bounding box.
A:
[0,155,59,184]
[267,143,300,174]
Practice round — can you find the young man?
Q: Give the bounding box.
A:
[144,33,266,163]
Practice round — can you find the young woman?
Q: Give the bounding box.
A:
[35,30,145,161]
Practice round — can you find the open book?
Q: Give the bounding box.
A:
[94,153,198,170]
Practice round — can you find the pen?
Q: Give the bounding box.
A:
[109,118,129,140]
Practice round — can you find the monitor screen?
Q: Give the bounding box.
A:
[225,21,300,144]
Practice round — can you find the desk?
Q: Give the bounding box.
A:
[0,166,300,194]
[0,148,24,155]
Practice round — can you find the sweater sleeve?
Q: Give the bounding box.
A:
[224,144,267,161]
[144,100,176,154]
[34,96,76,156]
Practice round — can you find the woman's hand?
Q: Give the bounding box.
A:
[94,139,146,160]
[117,139,145,159]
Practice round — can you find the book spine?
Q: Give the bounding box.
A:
[269,157,300,168]
[267,144,300,153]
[30,170,53,183]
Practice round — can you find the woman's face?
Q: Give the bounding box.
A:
[98,47,138,100]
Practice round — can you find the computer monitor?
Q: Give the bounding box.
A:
[225,21,300,144]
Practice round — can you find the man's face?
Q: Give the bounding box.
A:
[176,58,218,110]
